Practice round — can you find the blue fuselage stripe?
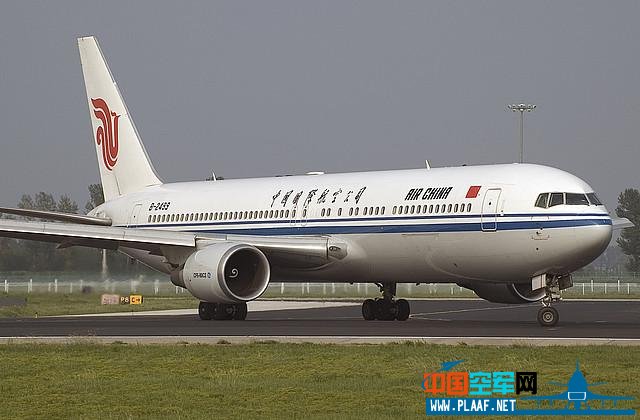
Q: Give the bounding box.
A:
[127,215,611,236]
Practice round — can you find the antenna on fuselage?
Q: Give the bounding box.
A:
[425,160,431,170]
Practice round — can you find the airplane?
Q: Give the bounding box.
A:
[0,36,631,326]
[521,361,634,410]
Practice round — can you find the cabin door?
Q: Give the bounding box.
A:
[480,189,501,231]
[128,204,143,227]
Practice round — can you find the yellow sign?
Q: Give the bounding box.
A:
[119,296,129,305]
[129,295,143,305]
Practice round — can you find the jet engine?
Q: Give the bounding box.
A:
[172,242,270,303]
[457,281,546,304]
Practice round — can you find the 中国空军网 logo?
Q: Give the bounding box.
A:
[422,360,635,416]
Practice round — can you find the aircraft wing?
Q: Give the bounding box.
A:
[0,219,343,266]
[520,393,568,401]
[0,218,195,252]
[586,392,633,401]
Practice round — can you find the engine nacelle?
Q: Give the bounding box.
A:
[174,242,270,303]
[457,281,546,304]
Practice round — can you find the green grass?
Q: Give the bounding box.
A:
[0,293,198,317]
[0,343,637,419]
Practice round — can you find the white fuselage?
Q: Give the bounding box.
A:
[92,163,612,285]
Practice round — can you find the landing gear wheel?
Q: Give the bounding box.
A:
[214,303,235,320]
[233,302,248,320]
[198,302,215,320]
[375,299,397,321]
[537,306,559,327]
[396,299,410,321]
[362,299,376,320]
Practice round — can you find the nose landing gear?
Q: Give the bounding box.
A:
[361,282,410,321]
[536,274,571,327]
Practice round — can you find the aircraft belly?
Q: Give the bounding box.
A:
[271,225,610,284]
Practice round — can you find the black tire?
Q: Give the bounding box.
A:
[376,299,396,321]
[537,306,559,327]
[198,302,215,320]
[396,299,410,321]
[214,303,235,320]
[362,299,376,320]
[233,302,248,320]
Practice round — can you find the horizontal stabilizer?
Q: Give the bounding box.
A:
[612,217,633,230]
[0,207,112,226]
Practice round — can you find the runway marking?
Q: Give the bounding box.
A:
[412,304,536,318]
[2,336,640,346]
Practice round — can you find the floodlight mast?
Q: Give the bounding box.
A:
[507,103,536,163]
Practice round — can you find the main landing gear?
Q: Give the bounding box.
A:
[362,282,410,321]
[198,301,248,320]
[536,275,570,327]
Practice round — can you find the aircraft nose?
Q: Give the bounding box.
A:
[572,223,612,267]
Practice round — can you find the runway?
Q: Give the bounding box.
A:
[1,300,639,345]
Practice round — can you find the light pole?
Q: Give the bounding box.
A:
[507,103,536,163]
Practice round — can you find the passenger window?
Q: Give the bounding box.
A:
[375,207,379,216]
[280,210,285,218]
[355,208,359,216]
[292,209,296,218]
[381,206,385,214]
[411,205,415,214]
[349,208,354,216]
[587,193,602,206]
[398,206,403,215]
[566,193,589,206]
[549,193,564,207]
[429,205,433,213]
[404,205,409,214]
[416,205,421,213]
[435,204,440,213]
[363,207,368,216]
[338,208,342,216]
[285,209,290,218]
[454,204,458,212]
[447,204,452,213]
[466,203,471,212]
[392,206,397,215]
[321,208,326,217]
[327,208,331,216]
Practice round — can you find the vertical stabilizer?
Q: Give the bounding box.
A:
[78,36,162,201]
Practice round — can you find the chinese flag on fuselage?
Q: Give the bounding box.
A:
[466,186,481,198]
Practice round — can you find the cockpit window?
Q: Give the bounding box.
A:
[535,193,549,208]
[565,193,589,206]
[587,193,603,206]
[548,193,564,207]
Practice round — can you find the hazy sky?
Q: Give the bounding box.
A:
[1,1,638,210]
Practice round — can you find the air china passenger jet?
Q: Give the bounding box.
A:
[0,37,630,327]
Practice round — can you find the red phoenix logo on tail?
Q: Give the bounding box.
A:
[91,98,120,171]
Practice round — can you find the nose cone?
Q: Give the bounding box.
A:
[569,223,612,271]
